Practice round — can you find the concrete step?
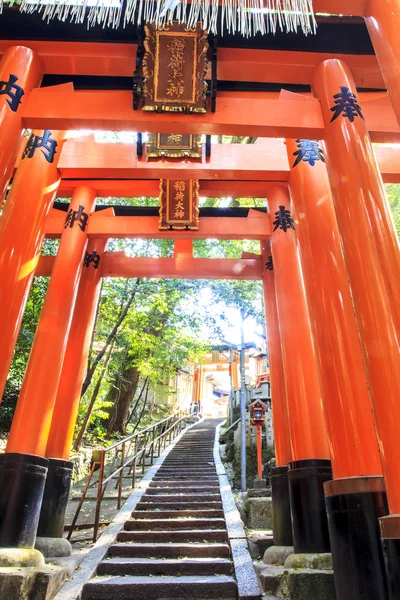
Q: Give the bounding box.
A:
[156,470,217,475]
[82,575,238,600]
[124,518,226,530]
[131,509,225,519]
[145,486,220,494]
[141,493,221,501]
[97,557,233,577]
[136,501,223,510]
[108,542,231,558]
[149,479,219,486]
[153,476,219,482]
[117,529,228,543]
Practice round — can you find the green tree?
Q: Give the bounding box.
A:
[385,184,400,238]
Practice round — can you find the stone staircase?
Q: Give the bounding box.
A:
[81,420,239,600]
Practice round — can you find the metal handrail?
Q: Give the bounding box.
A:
[67,410,194,542]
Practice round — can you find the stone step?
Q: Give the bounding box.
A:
[131,509,225,519]
[124,518,226,530]
[153,476,219,482]
[145,486,220,494]
[136,501,223,510]
[82,575,238,600]
[149,479,219,486]
[162,456,214,461]
[97,557,233,577]
[108,542,231,558]
[156,469,217,474]
[117,529,228,543]
[141,493,221,501]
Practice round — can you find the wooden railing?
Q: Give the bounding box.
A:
[67,410,194,542]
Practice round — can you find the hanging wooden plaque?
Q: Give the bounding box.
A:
[143,23,208,113]
[147,133,203,159]
[159,179,200,230]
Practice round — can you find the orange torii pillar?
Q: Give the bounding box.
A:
[365,0,400,128]
[261,241,293,547]
[313,59,400,599]
[0,129,66,403]
[266,184,331,554]
[286,138,387,600]
[0,46,43,201]
[0,186,96,550]
[36,238,107,542]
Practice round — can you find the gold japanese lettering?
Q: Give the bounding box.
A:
[167,38,186,99]
[167,134,183,144]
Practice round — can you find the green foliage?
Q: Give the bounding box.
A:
[0,277,48,429]
[385,184,400,238]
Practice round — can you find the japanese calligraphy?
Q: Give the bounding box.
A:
[83,251,100,269]
[330,86,364,123]
[265,256,273,271]
[22,130,58,163]
[292,139,325,168]
[167,37,186,99]
[0,74,24,112]
[167,134,183,144]
[64,205,89,232]
[174,180,186,219]
[272,205,295,232]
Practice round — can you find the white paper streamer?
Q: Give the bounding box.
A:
[6,0,316,36]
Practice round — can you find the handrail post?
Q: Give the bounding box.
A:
[150,440,155,465]
[117,442,125,509]
[93,450,105,543]
[66,462,97,541]
[132,455,137,488]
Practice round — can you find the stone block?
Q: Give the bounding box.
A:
[248,488,271,498]
[35,537,72,558]
[284,553,333,571]
[253,478,267,489]
[248,497,273,529]
[263,545,294,565]
[0,549,45,568]
[247,533,274,558]
[0,565,66,600]
[256,565,336,600]
[281,569,336,600]
[256,564,285,596]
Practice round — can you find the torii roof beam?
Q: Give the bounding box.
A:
[36,253,263,280]
[21,87,400,143]
[0,41,383,89]
[54,139,400,188]
[45,208,271,240]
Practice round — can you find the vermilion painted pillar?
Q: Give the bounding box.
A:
[0,186,96,550]
[36,239,106,541]
[365,0,400,128]
[261,241,293,547]
[0,129,66,404]
[0,46,43,201]
[286,138,387,600]
[312,59,400,599]
[45,238,106,462]
[267,184,331,554]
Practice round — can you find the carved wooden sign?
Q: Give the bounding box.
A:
[147,133,203,158]
[143,23,208,113]
[159,179,200,230]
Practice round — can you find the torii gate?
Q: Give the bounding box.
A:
[0,4,400,600]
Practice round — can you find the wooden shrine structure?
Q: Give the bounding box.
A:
[0,3,400,600]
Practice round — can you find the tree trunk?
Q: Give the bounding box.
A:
[107,365,140,435]
[132,383,150,434]
[127,377,149,424]
[73,339,115,451]
[81,279,141,397]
